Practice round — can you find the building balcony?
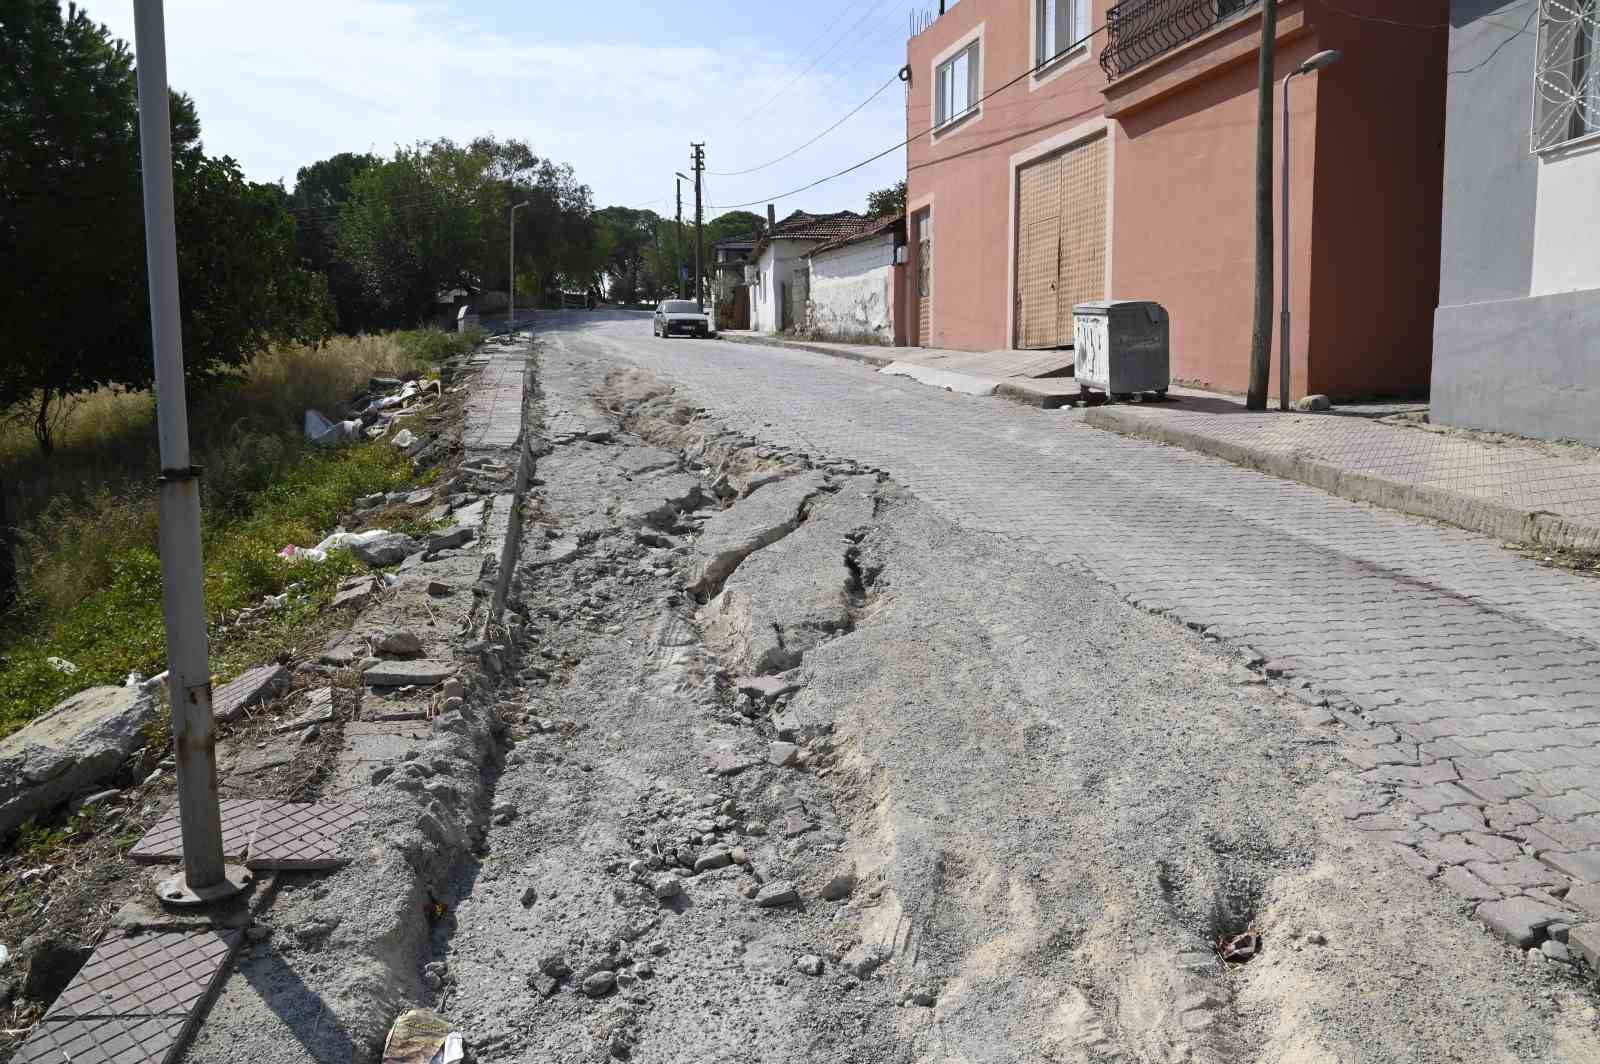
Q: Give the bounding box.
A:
[1100,0,1260,79]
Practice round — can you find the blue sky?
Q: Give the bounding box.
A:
[96,0,919,222]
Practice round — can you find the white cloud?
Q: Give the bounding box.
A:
[96,0,908,218]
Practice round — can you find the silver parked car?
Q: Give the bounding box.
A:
[653,299,713,338]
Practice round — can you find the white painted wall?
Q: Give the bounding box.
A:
[807,234,896,341]
[1531,139,1600,297]
[750,239,822,332]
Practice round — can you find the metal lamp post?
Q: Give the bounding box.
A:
[509,200,529,335]
[133,0,246,907]
[1279,48,1342,412]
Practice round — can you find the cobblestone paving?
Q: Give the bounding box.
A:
[548,311,1600,942]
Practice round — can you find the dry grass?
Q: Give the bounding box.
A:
[0,329,472,738]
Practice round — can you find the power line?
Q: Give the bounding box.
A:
[728,0,875,125]
[708,20,1111,211]
[711,71,902,177]
[1317,0,1446,29]
[734,0,902,124]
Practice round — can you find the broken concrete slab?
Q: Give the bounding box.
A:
[736,674,805,703]
[349,532,424,567]
[271,689,335,734]
[332,579,377,610]
[772,706,833,744]
[320,632,362,667]
[700,477,877,675]
[618,472,705,530]
[0,686,156,837]
[361,660,456,687]
[213,665,292,723]
[685,472,827,598]
[616,446,680,477]
[523,536,581,569]
[428,526,474,552]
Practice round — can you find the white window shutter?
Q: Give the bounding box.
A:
[1075,0,1089,48]
[935,62,947,125]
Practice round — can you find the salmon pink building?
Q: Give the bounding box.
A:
[905,0,1449,400]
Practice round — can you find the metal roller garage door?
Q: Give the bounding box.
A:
[1015,134,1107,349]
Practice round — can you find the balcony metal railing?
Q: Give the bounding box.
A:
[1099,0,1260,79]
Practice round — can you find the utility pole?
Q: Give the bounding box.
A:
[674,176,686,299]
[1246,0,1278,411]
[509,199,528,334]
[691,143,706,312]
[133,0,244,908]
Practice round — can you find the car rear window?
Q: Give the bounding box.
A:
[663,301,699,313]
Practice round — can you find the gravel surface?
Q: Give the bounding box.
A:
[416,351,1600,1062]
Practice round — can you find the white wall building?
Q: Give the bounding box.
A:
[803,216,904,343]
[747,210,874,334]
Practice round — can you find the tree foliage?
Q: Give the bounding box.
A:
[0,0,332,451]
[867,180,906,218]
[290,151,381,330]
[331,136,601,323]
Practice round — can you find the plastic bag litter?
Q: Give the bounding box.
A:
[277,545,329,563]
[303,409,360,446]
[381,1008,464,1064]
[314,529,393,554]
[392,429,417,449]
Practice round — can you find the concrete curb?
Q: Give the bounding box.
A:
[1084,406,1600,551]
[994,379,1075,409]
[718,333,1084,410]
[881,361,1000,396]
[484,356,536,625]
[718,331,896,368]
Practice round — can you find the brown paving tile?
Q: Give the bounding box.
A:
[245,800,368,870]
[128,799,265,865]
[44,930,240,1020]
[12,1014,189,1064]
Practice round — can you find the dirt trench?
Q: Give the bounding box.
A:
[422,351,1600,1064]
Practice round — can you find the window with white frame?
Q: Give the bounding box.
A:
[935,41,979,128]
[1038,0,1090,67]
[1533,0,1600,150]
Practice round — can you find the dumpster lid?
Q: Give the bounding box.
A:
[1073,299,1164,313]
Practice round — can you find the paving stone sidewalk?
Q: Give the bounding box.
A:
[558,311,1600,947]
[1087,397,1600,550]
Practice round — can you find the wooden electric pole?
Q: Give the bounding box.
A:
[1246,0,1278,411]
[691,143,706,312]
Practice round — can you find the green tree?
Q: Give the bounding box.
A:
[0,0,332,450]
[290,151,381,330]
[336,143,487,325]
[593,206,663,304]
[335,136,599,323]
[867,180,906,218]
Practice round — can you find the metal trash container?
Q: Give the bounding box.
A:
[1072,300,1170,399]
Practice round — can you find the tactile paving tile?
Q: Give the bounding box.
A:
[44,929,240,1020]
[128,799,266,864]
[12,1014,189,1064]
[245,800,368,869]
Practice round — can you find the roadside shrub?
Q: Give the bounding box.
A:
[395,326,482,365]
[0,328,453,740]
